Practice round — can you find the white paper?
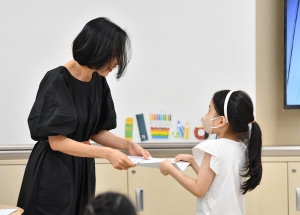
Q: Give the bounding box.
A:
[0,209,17,215]
[128,156,190,171]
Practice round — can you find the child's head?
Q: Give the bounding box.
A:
[202,90,262,194]
[84,192,137,215]
[213,90,254,138]
[201,90,255,138]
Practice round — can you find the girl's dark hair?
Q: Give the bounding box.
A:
[213,90,262,195]
[73,17,131,79]
[84,192,137,215]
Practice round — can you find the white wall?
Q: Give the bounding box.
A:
[0,0,255,145]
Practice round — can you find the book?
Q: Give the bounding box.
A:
[136,114,148,141]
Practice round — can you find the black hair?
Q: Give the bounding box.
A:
[72,17,131,79]
[84,192,137,215]
[212,90,262,195]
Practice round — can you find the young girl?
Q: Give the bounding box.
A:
[159,90,262,215]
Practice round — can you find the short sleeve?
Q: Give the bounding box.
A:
[192,140,220,175]
[28,69,77,141]
[93,76,116,133]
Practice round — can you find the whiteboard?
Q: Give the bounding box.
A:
[0,0,255,145]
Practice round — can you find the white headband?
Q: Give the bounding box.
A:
[224,90,235,123]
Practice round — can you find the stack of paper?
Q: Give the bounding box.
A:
[128,156,189,171]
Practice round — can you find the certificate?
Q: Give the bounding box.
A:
[128,156,190,171]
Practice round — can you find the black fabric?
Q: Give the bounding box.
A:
[17,66,117,215]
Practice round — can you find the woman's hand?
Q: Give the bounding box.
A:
[159,159,175,176]
[128,141,151,159]
[175,154,194,163]
[106,148,136,170]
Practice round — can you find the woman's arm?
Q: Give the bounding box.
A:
[91,130,151,159]
[91,130,130,150]
[48,135,135,170]
[159,152,215,198]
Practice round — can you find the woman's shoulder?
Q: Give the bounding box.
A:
[35,66,70,94]
[40,66,69,85]
[43,66,68,80]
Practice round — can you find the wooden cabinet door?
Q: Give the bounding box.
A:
[0,160,27,205]
[128,166,196,215]
[0,160,128,206]
[288,162,300,215]
[245,162,288,215]
[95,163,128,196]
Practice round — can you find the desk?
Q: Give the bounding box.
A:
[0,205,23,215]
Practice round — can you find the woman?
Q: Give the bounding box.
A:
[17,17,150,215]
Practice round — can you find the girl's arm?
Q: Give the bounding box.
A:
[159,152,215,198]
[189,159,200,174]
[175,154,200,174]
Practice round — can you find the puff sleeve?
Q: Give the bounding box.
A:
[28,70,77,141]
[93,77,116,133]
[192,140,220,175]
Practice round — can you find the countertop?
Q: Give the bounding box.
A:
[1,142,300,159]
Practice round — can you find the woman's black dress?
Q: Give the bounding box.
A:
[17,66,116,215]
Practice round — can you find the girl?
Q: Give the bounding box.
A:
[159,90,262,215]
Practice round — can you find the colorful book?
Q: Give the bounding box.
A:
[149,112,172,139]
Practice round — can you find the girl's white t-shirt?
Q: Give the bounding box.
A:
[192,138,247,215]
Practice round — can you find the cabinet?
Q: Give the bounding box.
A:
[245,162,288,215]
[288,162,300,215]
[0,159,27,206]
[0,159,128,206]
[127,161,290,215]
[94,159,128,195]
[1,157,300,214]
[128,166,196,215]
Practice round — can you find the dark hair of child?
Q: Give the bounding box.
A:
[213,90,263,194]
[84,192,137,215]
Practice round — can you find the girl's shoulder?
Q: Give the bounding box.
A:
[194,138,224,147]
[193,139,220,156]
[193,138,241,153]
[192,139,223,174]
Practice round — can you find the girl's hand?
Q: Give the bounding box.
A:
[175,154,194,163]
[106,149,136,170]
[159,159,174,176]
[128,141,151,159]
